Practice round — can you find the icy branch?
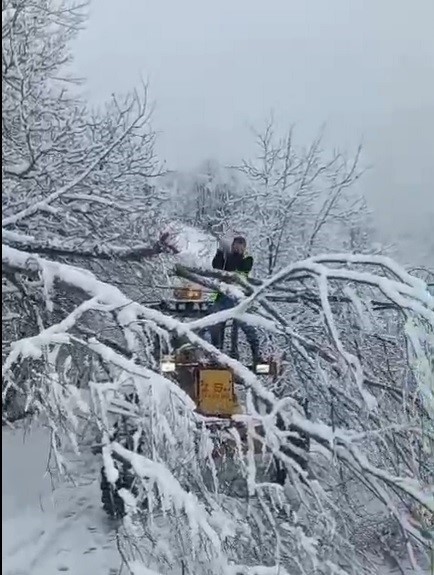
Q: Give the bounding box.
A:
[2,98,150,228]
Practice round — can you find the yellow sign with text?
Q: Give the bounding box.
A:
[197,369,240,416]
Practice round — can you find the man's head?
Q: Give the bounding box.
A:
[231,236,247,255]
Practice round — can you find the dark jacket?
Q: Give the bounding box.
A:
[212,249,253,274]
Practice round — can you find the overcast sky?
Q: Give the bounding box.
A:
[74,0,434,264]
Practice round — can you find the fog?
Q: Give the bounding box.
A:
[74,0,434,265]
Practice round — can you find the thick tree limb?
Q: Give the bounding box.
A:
[2,229,178,261]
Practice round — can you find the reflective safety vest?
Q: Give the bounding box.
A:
[211,255,251,302]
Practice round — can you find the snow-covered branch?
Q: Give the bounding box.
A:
[3,235,433,572]
[2,229,178,261]
[2,99,149,227]
[3,2,163,261]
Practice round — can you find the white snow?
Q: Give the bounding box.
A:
[3,238,433,574]
[163,221,216,268]
[129,563,163,575]
[158,222,218,296]
[1,423,422,575]
[2,423,119,575]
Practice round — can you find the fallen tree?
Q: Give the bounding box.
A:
[2,243,433,574]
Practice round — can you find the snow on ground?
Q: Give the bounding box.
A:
[2,423,119,575]
[2,423,424,575]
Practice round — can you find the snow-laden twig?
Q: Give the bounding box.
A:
[2,99,150,228]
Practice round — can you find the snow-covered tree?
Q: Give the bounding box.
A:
[170,118,377,278]
[2,246,434,573]
[2,0,174,419]
[235,118,373,275]
[2,0,165,260]
[2,2,433,574]
[164,159,243,237]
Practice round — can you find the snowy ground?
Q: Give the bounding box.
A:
[2,424,120,575]
[2,424,424,575]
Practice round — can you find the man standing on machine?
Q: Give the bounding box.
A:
[208,235,260,362]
